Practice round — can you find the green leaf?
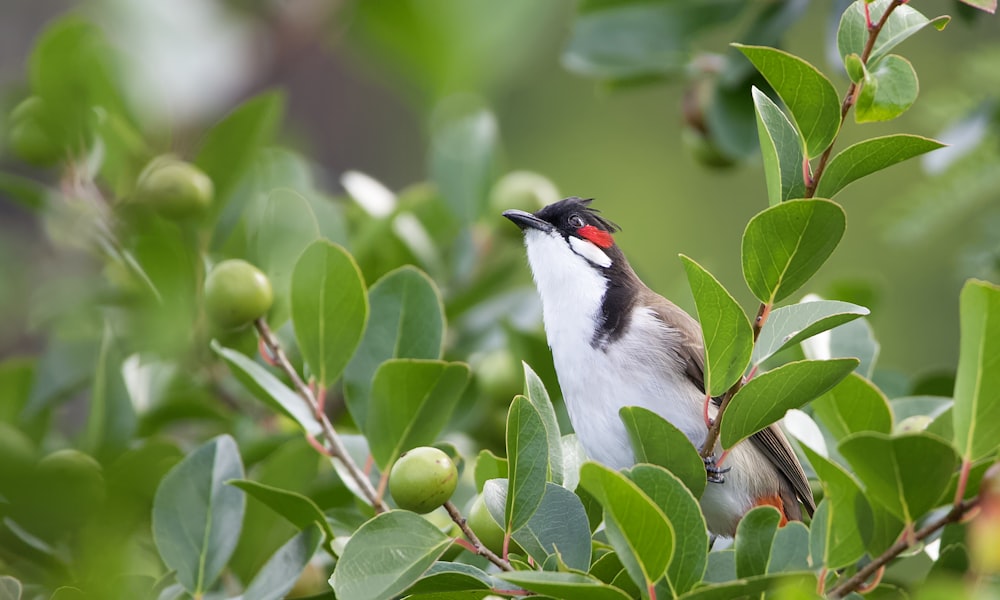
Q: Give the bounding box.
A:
[48,588,85,600]
[839,432,959,524]
[801,315,880,378]
[752,299,869,367]
[626,464,708,595]
[563,1,744,82]
[196,91,284,211]
[815,135,945,198]
[855,55,918,123]
[742,199,846,305]
[505,395,550,534]
[837,0,950,68]
[801,445,870,569]
[152,435,246,596]
[29,17,130,152]
[243,526,323,600]
[343,266,445,429]
[22,337,95,420]
[330,510,451,600]
[291,240,368,388]
[812,372,893,441]
[733,44,841,158]
[865,501,905,557]
[958,0,996,13]
[211,340,321,436]
[0,172,48,212]
[844,53,865,83]
[680,255,753,396]
[721,358,859,449]
[83,323,135,460]
[522,362,564,486]
[579,462,674,593]
[620,406,706,498]
[677,572,816,600]
[474,449,508,492]
[0,576,21,600]
[429,104,497,224]
[366,359,470,471]
[498,571,633,600]
[249,188,321,327]
[766,521,810,573]
[483,479,592,571]
[751,86,806,206]
[953,280,1000,461]
[405,562,501,595]
[703,550,736,584]
[734,506,781,578]
[228,480,336,548]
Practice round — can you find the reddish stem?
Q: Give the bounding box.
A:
[306,434,332,457]
[954,458,972,507]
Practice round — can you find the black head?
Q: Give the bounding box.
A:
[503,197,643,349]
[502,197,621,268]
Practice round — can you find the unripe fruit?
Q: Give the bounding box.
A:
[388,447,458,514]
[34,449,106,532]
[204,259,273,330]
[7,97,62,166]
[133,156,214,219]
[467,494,524,556]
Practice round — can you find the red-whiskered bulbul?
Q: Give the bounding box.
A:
[503,197,815,536]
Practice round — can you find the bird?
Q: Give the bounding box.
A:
[503,197,815,536]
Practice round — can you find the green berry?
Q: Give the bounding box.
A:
[388,447,458,514]
[204,259,273,330]
[467,494,524,555]
[134,156,214,219]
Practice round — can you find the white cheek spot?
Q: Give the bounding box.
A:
[569,236,612,268]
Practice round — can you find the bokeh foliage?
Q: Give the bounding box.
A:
[1,1,999,600]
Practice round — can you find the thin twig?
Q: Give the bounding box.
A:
[254,318,389,513]
[443,500,513,571]
[826,497,980,598]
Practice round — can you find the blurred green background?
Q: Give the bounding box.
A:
[1,0,998,378]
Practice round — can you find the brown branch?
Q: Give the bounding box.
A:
[254,318,389,513]
[443,500,513,571]
[826,497,980,599]
[805,0,906,198]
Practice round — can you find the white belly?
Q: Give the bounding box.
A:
[547,306,758,535]
[553,308,707,469]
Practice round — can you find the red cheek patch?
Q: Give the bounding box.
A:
[578,225,614,248]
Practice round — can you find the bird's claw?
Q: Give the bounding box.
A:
[704,455,730,484]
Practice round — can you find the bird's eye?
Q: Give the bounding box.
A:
[568,214,585,228]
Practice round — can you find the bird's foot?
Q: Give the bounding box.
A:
[704,455,730,484]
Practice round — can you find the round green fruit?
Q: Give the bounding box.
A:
[204,259,273,330]
[467,494,524,556]
[35,449,106,529]
[388,446,458,514]
[134,157,214,219]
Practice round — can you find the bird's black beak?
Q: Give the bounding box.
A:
[503,209,553,233]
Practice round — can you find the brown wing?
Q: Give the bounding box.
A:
[644,290,816,518]
[749,425,816,517]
